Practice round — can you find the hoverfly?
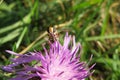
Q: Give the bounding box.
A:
[47,27,59,42]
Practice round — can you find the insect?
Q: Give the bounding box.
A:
[47,27,59,42]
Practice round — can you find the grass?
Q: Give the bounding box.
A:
[0,0,120,80]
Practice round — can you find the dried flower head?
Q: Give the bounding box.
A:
[2,33,95,80]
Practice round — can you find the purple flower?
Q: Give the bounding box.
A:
[2,33,95,80]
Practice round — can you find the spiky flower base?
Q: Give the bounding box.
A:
[2,33,94,80]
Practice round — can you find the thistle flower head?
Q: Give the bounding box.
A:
[2,33,95,80]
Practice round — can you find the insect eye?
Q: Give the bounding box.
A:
[47,27,51,33]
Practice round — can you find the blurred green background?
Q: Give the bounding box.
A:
[0,0,120,80]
